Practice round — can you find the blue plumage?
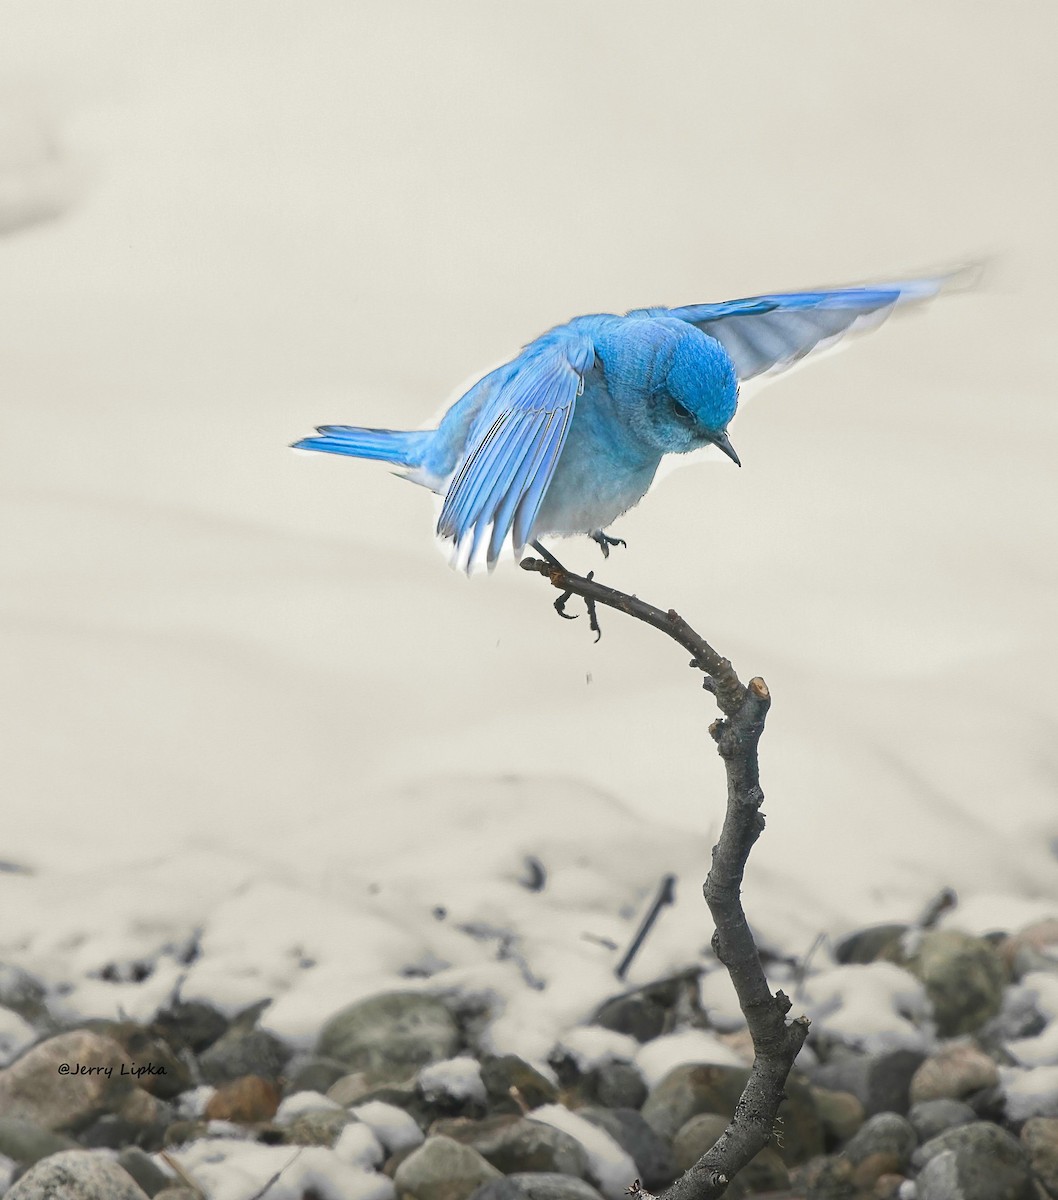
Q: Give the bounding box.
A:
[294,425,429,467]
[293,269,968,572]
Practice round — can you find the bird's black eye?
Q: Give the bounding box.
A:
[671,398,695,423]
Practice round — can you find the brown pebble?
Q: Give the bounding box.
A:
[872,1174,907,1199]
[909,1041,999,1104]
[852,1150,901,1189]
[117,1087,162,1127]
[204,1074,280,1122]
[998,918,1058,972]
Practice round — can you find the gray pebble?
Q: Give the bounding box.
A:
[116,1146,172,1197]
[317,991,460,1083]
[585,1061,647,1110]
[841,1111,916,1171]
[0,1117,78,1168]
[913,1121,1032,1200]
[6,1149,150,1199]
[809,1046,925,1116]
[578,1106,678,1190]
[469,1174,605,1200]
[198,1027,291,1085]
[908,1097,977,1142]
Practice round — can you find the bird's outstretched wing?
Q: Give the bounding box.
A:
[437,329,595,571]
[655,267,974,383]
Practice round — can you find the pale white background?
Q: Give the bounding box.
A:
[2,3,1056,1010]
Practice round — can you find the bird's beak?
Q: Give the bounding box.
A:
[710,430,741,467]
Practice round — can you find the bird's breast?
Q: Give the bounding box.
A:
[533,382,661,536]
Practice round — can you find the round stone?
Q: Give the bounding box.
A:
[5,1149,150,1199]
[317,991,460,1082]
[393,1134,502,1200]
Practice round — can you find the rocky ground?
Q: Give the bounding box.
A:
[1,916,1057,1200]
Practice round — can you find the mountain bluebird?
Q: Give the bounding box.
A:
[293,270,967,572]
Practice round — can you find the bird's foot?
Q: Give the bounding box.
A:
[544,577,603,641]
[554,589,578,621]
[553,575,601,640]
[590,530,628,559]
[527,541,602,640]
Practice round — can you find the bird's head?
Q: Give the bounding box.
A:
[642,324,741,463]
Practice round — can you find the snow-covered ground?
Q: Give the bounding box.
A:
[1,2,1057,1060]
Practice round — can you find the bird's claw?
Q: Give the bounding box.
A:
[585,571,601,641]
[552,574,602,641]
[590,530,628,559]
[554,590,578,620]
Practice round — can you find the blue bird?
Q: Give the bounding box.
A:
[293,269,969,572]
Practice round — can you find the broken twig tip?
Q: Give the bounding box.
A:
[749,676,769,699]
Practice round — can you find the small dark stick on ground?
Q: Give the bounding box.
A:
[616,873,677,980]
[158,1153,207,1200]
[521,554,811,1200]
[244,1148,305,1200]
[520,854,547,892]
[917,886,957,929]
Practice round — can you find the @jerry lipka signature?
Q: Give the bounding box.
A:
[58,1061,166,1080]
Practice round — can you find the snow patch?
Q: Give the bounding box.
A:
[797,962,931,1051]
[999,1065,1058,1121]
[171,1139,394,1200]
[333,1121,386,1171]
[635,1029,748,1086]
[555,1025,639,1071]
[175,1086,217,1120]
[529,1104,637,1199]
[939,895,1058,938]
[349,1101,424,1154]
[416,1056,486,1103]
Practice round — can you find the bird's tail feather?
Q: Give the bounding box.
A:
[291,425,430,468]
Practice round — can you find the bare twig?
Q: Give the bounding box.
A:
[245,1148,306,1200]
[616,873,677,980]
[916,886,957,930]
[158,1152,207,1200]
[520,558,745,715]
[522,555,811,1199]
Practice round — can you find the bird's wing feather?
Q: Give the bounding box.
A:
[660,268,972,383]
[436,330,594,571]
